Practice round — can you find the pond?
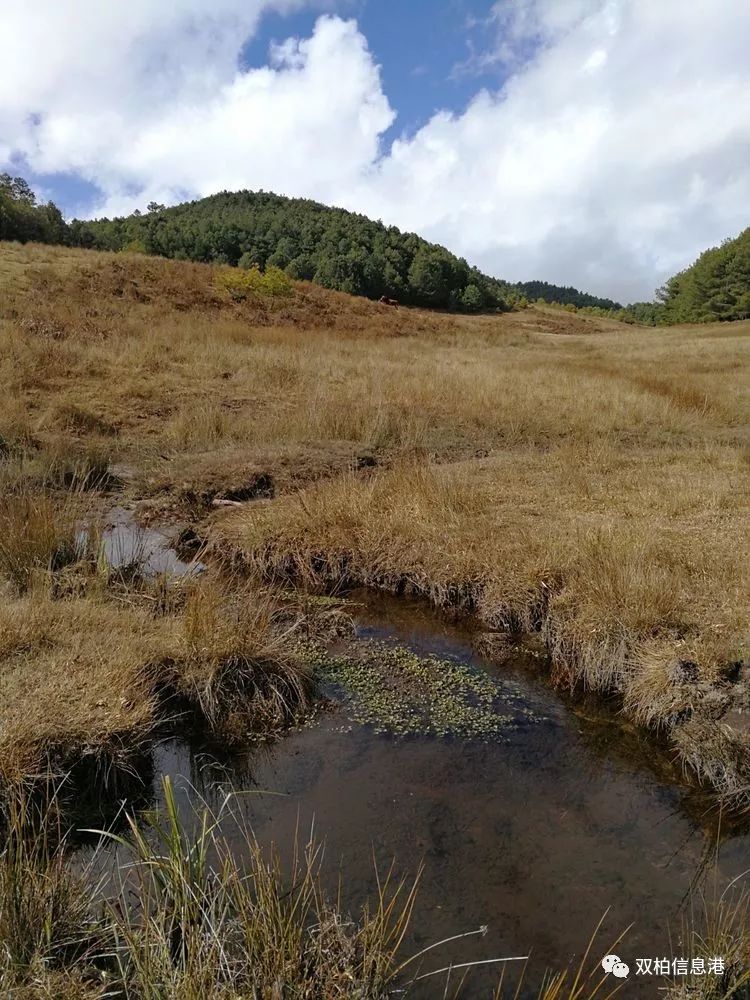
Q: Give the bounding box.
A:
[84,588,750,997]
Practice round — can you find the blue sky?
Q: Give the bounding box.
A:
[244,0,506,147]
[2,1,750,301]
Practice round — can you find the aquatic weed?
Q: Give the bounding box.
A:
[312,641,539,739]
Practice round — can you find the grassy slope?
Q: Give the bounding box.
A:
[0,241,748,802]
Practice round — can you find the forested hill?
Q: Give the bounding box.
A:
[70,191,512,312]
[68,190,619,313]
[516,280,621,311]
[2,176,623,314]
[9,175,747,322]
[657,227,750,323]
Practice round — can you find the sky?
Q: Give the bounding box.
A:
[2,0,749,303]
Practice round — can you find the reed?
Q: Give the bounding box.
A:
[2,777,422,998]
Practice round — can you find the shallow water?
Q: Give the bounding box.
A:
[92,590,750,997]
[100,505,203,577]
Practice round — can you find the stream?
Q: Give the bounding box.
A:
[83,512,750,997]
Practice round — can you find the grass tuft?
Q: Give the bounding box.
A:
[2,776,421,998]
[0,489,81,592]
[169,579,314,741]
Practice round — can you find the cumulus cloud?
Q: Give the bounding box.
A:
[1,1,300,157]
[96,16,393,215]
[0,1,386,214]
[1,0,749,300]
[350,0,750,301]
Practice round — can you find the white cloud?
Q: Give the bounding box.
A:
[94,16,393,216]
[346,0,750,302]
[2,1,297,136]
[485,0,596,67]
[0,1,379,213]
[1,0,749,301]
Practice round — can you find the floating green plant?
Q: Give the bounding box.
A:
[309,641,539,739]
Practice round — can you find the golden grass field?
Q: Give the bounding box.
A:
[0,239,748,801]
[0,240,749,998]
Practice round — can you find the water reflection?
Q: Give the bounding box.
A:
[78,592,750,997]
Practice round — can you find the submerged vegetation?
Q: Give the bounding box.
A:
[313,642,532,739]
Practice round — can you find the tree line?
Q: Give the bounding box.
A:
[2,174,747,323]
[654,227,750,323]
[515,280,621,311]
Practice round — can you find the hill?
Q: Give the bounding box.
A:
[514,279,621,311]
[68,189,621,314]
[1,239,748,815]
[657,226,750,323]
[4,172,750,323]
[70,190,514,313]
[0,174,638,314]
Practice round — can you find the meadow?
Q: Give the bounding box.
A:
[0,240,748,996]
[0,239,748,796]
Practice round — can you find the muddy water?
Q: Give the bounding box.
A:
[105,590,750,998]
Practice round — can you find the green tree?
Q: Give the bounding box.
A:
[286,254,315,280]
[0,175,69,245]
[656,228,750,323]
[461,284,483,312]
[408,250,450,307]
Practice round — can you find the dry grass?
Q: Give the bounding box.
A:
[0,788,106,987]
[218,448,750,801]
[0,489,81,591]
[167,578,314,740]
[665,880,750,999]
[4,241,746,486]
[0,240,748,802]
[0,570,317,786]
[0,777,421,999]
